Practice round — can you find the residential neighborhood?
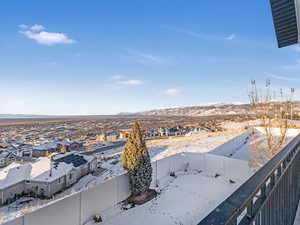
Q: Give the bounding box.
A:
[0,116,227,168]
[0,116,227,209]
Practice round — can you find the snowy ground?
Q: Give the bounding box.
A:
[220,120,259,131]
[83,125,299,225]
[95,146,123,158]
[86,170,247,225]
[148,130,243,161]
[208,131,254,161]
[2,121,297,224]
[148,126,298,165]
[0,123,249,223]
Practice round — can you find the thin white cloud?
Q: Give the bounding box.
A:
[166,26,234,41]
[166,27,217,40]
[264,72,300,82]
[111,75,124,80]
[119,79,143,85]
[19,25,76,46]
[125,49,170,65]
[226,33,236,40]
[111,75,143,86]
[30,24,45,32]
[164,88,181,96]
[167,27,207,38]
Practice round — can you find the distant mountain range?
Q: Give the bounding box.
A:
[132,101,300,117]
[134,103,251,117]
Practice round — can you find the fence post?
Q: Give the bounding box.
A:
[79,192,82,225]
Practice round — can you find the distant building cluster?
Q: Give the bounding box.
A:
[31,140,83,157]
[147,126,192,137]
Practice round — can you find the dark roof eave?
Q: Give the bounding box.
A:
[270,0,299,48]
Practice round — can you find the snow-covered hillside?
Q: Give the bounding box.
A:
[136,102,251,116]
[135,101,300,117]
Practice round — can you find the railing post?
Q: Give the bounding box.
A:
[270,173,275,188]
[261,184,266,200]
[277,166,281,177]
[247,200,253,219]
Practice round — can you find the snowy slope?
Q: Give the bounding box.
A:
[148,131,243,161]
[208,131,253,161]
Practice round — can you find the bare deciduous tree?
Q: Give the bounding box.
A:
[249,80,294,167]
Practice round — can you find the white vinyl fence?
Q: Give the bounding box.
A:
[3,153,253,225]
[4,173,130,225]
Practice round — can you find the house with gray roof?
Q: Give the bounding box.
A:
[0,152,96,205]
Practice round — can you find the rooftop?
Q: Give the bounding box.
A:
[0,153,95,187]
[270,0,299,47]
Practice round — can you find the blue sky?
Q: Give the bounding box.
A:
[1,0,300,115]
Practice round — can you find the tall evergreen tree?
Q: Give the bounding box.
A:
[122,122,152,195]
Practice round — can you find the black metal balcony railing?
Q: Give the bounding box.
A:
[198,134,300,225]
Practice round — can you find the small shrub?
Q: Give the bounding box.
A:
[93,215,103,223]
[170,171,176,177]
